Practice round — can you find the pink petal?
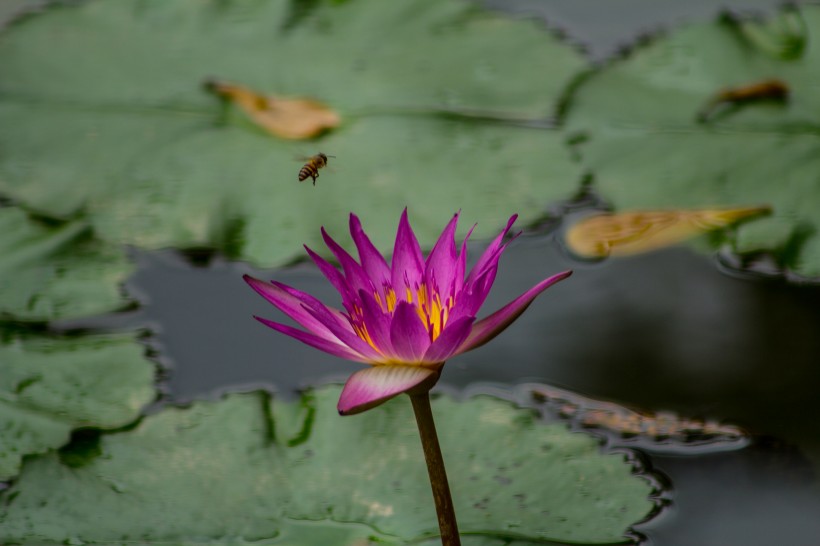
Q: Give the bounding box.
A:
[424,212,459,304]
[269,280,351,331]
[350,214,391,293]
[391,208,424,300]
[389,300,431,362]
[337,365,439,415]
[321,227,374,297]
[253,316,370,362]
[244,275,337,342]
[453,223,476,296]
[357,288,397,358]
[465,215,518,286]
[446,266,495,324]
[304,245,355,308]
[455,270,572,355]
[422,315,475,363]
[301,302,385,362]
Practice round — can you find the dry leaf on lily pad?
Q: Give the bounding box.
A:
[206,79,340,140]
[697,78,789,123]
[565,207,770,258]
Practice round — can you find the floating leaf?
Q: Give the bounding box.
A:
[0,0,584,267]
[565,207,770,258]
[564,5,820,278]
[206,79,341,140]
[0,387,654,544]
[0,207,133,322]
[723,7,808,60]
[0,333,156,481]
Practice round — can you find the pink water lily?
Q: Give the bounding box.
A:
[245,209,571,415]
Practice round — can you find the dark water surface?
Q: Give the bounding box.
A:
[62,233,820,546]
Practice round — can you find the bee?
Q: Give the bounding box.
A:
[298,153,335,185]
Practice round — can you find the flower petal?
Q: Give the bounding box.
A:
[244,275,338,341]
[390,300,431,362]
[350,213,391,292]
[357,288,396,358]
[453,223,476,296]
[465,214,518,286]
[424,212,459,302]
[422,315,475,363]
[304,245,355,308]
[455,270,572,355]
[446,266,494,324]
[253,316,370,362]
[301,301,385,362]
[337,365,439,415]
[391,208,424,299]
[321,226,374,297]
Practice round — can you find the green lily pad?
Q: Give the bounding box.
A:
[0,387,654,544]
[563,6,820,278]
[0,0,584,267]
[0,207,133,322]
[0,333,156,481]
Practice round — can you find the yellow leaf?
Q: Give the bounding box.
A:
[565,206,770,258]
[207,80,340,140]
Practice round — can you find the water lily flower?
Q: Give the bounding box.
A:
[245,209,571,415]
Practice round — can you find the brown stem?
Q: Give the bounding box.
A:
[409,391,461,546]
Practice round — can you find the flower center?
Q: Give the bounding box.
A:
[350,283,455,354]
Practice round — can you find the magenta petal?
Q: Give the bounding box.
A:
[465,215,518,286]
[391,208,424,298]
[244,275,337,341]
[422,315,475,363]
[337,365,439,415]
[350,214,391,291]
[446,266,494,324]
[357,289,396,358]
[390,300,431,362]
[254,316,369,362]
[424,212,459,302]
[301,302,385,362]
[321,227,374,297]
[453,223,476,295]
[304,246,355,308]
[456,270,572,354]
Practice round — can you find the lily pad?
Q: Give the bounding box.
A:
[0,387,654,544]
[563,6,820,278]
[0,0,584,267]
[0,333,156,481]
[0,207,132,322]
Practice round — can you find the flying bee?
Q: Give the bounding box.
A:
[298,153,335,185]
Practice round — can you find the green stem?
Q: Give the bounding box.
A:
[409,391,461,546]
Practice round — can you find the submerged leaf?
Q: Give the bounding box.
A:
[207,79,341,139]
[0,387,654,544]
[565,207,770,258]
[0,333,156,481]
[531,384,748,454]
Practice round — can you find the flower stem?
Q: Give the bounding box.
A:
[409,392,461,546]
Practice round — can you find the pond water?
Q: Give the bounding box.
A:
[60,230,820,545]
